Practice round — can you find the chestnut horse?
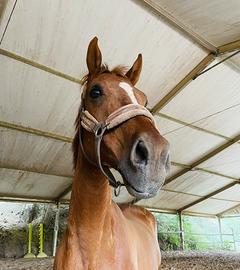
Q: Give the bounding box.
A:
[54,37,170,270]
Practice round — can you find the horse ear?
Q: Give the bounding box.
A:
[87,37,102,75]
[125,54,142,85]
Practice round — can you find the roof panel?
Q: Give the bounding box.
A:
[137,190,199,210]
[1,0,207,108]
[154,115,183,135]
[0,128,73,176]
[194,104,240,138]
[153,0,240,46]
[187,198,239,215]
[200,144,240,178]
[0,168,72,199]
[0,55,80,137]
[213,184,240,202]
[163,125,225,164]
[164,171,233,196]
[0,0,15,39]
[161,62,240,133]
[167,164,183,179]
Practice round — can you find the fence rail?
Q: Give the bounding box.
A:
[158,231,240,251]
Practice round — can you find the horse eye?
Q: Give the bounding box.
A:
[90,85,102,99]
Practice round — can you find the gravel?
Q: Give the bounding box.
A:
[0,251,240,269]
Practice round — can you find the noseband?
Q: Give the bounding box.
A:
[79,96,155,196]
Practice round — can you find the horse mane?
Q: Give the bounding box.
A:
[72,65,128,168]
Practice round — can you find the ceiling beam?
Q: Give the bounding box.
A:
[165,133,240,186]
[0,48,83,84]
[0,195,54,204]
[140,0,217,53]
[178,182,238,212]
[218,39,240,54]
[150,53,215,113]
[0,120,72,143]
[55,184,73,202]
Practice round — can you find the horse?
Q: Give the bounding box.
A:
[53,37,170,270]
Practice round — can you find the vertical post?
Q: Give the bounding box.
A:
[37,223,48,258]
[231,228,237,251]
[53,202,60,257]
[24,223,36,258]
[218,216,223,249]
[178,211,185,250]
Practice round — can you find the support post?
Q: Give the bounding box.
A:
[37,223,48,258]
[178,211,185,250]
[231,228,237,251]
[218,216,223,249]
[24,223,36,258]
[53,202,60,256]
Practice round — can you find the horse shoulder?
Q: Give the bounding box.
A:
[119,204,157,233]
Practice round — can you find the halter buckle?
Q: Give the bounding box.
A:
[94,123,107,137]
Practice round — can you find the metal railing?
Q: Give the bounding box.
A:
[158,230,240,251]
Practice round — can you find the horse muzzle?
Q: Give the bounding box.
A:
[119,133,170,199]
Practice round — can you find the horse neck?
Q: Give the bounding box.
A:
[68,152,112,246]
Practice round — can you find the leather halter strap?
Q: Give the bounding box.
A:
[79,103,155,195]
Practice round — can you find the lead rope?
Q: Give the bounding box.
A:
[79,113,124,196]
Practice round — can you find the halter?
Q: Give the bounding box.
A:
[79,91,156,196]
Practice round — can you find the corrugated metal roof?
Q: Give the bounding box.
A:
[0,0,239,216]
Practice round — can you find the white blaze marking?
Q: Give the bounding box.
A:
[119,82,138,104]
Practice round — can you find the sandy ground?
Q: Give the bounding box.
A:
[0,251,240,269]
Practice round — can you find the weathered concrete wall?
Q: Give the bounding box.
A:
[0,252,240,269]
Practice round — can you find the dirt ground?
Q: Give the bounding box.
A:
[0,251,240,269]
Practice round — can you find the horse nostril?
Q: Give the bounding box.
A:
[134,140,149,165]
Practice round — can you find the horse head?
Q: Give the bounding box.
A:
[73,37,170,199]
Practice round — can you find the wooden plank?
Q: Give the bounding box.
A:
[218,39,240,54]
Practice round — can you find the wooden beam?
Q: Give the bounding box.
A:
[218,39,240,54]
[55,184,72,202]
[0,195,54,204]
[178,182,238,212]
[165,133,240,186]
[140,0,217,53]
[0,48,83,84]
[0,120,73,143]
[151,54,215,113]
